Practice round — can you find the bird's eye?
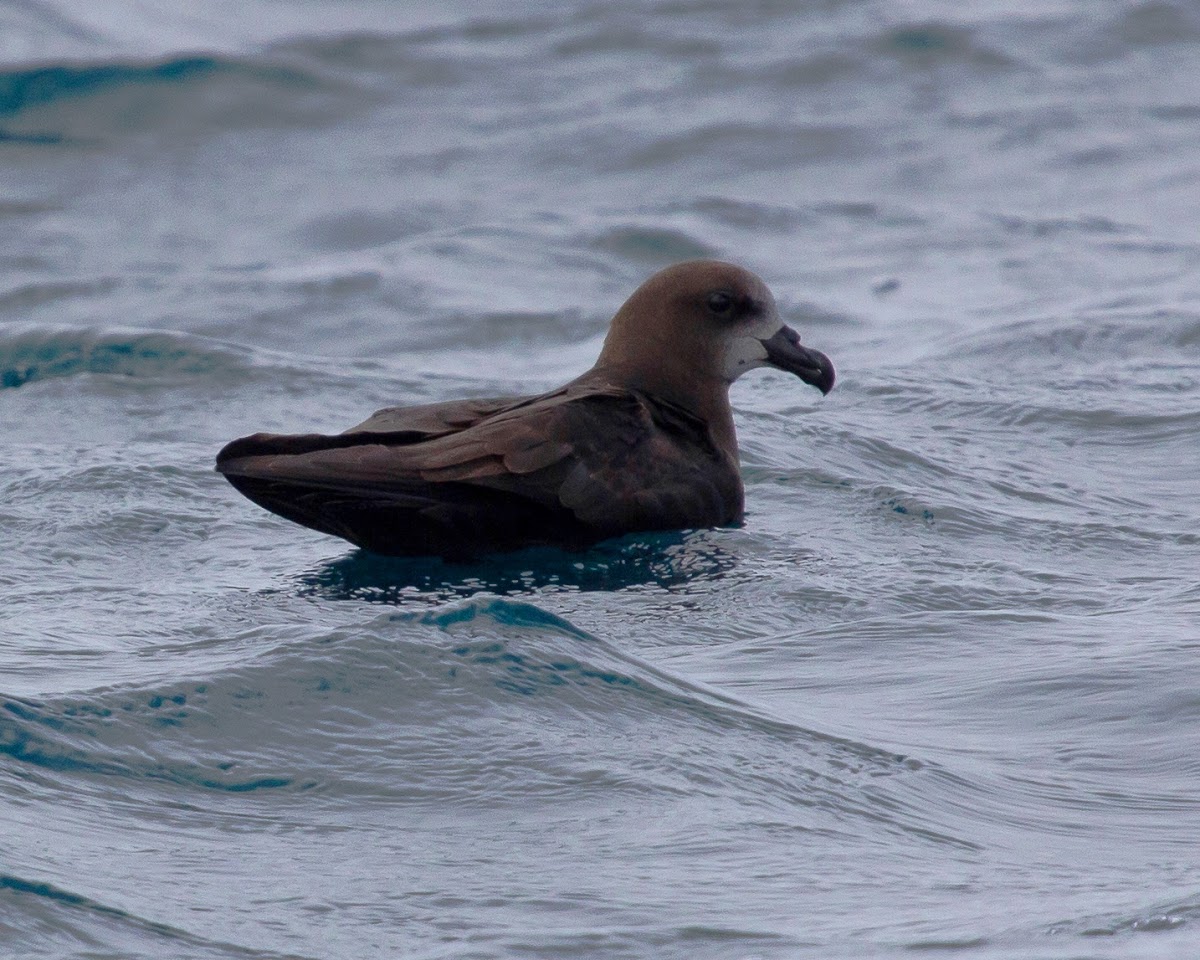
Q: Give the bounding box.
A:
[706,291,735,316]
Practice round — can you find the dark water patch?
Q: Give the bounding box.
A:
[0,277,120,313]
[297,206,436,253]
[278,267,384,299]
[618,121,864,172]
[0,326,352,390]
[586,224,718,264]
[990,212,1131,237]
[678,195,817,231]
[704,15,1020,94]
[0,694,298,794]
[0,327,238,388]
[0,50,353,142]
[404,596,595,638]
[1051,892,1199,939]
[873,21,1015,70]
[0,198,58,218]
[0,129,70,145]
[1113,1,1200,47]
[1148,103,1200,122]
[411,11,564,46]
[977,104,1085,148]
[552,19,719,59]
[1,872,179,935]
[1060,0,1200,64]
[436,307,596,350]
[902,935,990,951]
[499,922,806,959]
[812,199,929,228]
[721,50,869,90]
[296,530,738,603]
[278,31,469,88]
[0,871,310,959]
[0,56,222,117]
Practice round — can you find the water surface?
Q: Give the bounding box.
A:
[2,1,1199,957]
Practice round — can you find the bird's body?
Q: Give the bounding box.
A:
[216,261,834,559]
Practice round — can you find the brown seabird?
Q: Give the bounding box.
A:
[216,260,835,559]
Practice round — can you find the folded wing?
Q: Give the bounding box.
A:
[216,385,741,557]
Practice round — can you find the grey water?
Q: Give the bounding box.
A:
[2,1,1199,957]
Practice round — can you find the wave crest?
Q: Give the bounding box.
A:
[0,327,243,388]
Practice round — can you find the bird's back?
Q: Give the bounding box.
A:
[216,380,742,558]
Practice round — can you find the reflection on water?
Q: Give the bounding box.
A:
[295,529,738,603]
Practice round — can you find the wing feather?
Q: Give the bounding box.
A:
[216,384,743,554]
[345,395,536,435]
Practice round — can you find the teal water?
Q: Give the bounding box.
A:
[2,1,1199,957]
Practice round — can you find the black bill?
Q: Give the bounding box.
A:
[760,325,836,395]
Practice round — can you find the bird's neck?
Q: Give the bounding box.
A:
[584,362,739,460]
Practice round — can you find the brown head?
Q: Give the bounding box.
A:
[592,261,835,431]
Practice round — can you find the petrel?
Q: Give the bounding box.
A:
[216,260,835,559]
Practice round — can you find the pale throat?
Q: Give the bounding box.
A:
[721,333,770,383]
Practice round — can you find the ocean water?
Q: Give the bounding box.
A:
[2,1,1199,957]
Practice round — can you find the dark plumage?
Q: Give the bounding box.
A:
[216,260,834,559]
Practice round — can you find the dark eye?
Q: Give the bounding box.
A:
[706,291,735,316]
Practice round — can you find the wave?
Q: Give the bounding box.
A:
[0,17,575,144]
[1049,891,1200,939]
[0,872,303,959]
[0,49,344,143]
[585,224,719,264]
[931,306,1200,367]
[0,597,950,846]
[0,56,223,118]
[852,376,1200,451]
[612,120,866,173]
[0,695,298,793]
[0,326,250,389]
[0,325,423,393]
